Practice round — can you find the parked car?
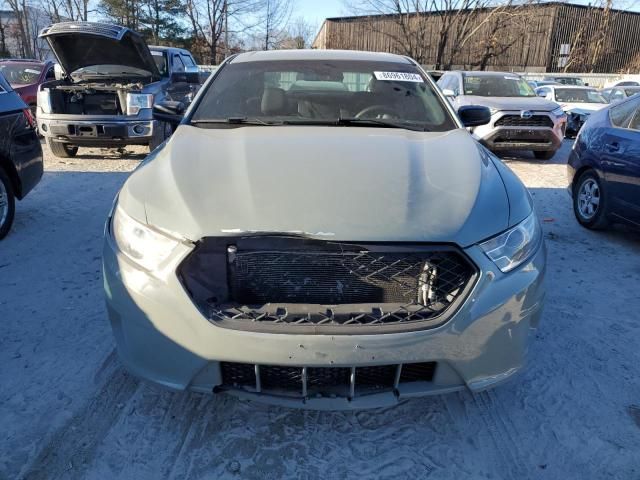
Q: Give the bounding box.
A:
[0,71,43,239]
[599,86,640,104]
[543,76,586,86]
[103,50,546,409]
[438,71,566,159]
[607,80,640,88]
[36,22,202,158]
[0,58,56,116]
[569,95,640,230]
[535,85,608,137]
[527,80,560,89]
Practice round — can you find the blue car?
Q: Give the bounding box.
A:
[568,95,640,229]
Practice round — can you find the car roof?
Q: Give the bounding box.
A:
[230,49,414,64]
[148,45,191,55]
[456,71,522,77]
[547,85,596,90]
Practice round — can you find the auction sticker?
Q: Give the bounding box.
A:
[374,71,424,82]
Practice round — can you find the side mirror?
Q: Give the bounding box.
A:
[171,66,201,84]
[585,83,589,87]
[458,105,491,127]
[441,88,456,98]
[153,100,185,127]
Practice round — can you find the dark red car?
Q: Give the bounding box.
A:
[0,59,55,114]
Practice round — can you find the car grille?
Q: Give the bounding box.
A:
[218,361,436,399]
[494,115,554,127]
[178,236,477,333]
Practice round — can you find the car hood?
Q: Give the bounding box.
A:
[120,126,518,247]
[561,103,607,114]
[39,22,159,79]
[457,95,559,112]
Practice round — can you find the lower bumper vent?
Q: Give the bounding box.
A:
[219,361,437,399]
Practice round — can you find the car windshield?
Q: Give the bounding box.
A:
[462,74,536,97]
[555,88,607,104]
[0,63,43,85]
[190,59,457,132]
[150,50,168,76]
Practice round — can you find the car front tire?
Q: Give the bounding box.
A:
[47,138,78,158]
[0,167,16,240]
[533,150,555,160]
[573,170,609,230]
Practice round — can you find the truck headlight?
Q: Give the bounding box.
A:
[37,89,51,114]
[551,106,565,117]
[126,93,153,115]
[111,206,182,271]
[480,213,542,273]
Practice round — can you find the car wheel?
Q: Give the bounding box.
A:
[533,150,555,160]
[573,170,608,230]
[149,121,172,152]
[46,138,78,158]
[0,167,16,240]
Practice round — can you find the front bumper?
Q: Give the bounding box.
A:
[38,112,157,147]
[103,231,547,410]
[474,111,566,152]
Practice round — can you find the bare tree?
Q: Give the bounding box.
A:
[5,0,33,57]
[257,0,291,50]
[278,15,314,49]
[185,0,261,63]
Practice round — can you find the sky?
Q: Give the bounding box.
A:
[294,0,348,30]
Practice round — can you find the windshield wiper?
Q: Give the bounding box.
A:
[190,117,282,126]
[336,117,428,132]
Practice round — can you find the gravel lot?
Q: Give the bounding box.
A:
[1,140,639,480]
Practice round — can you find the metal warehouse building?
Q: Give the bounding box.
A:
[312,2,640,73]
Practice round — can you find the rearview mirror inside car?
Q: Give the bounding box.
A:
[457,105,491,127]
[153,101,185,127]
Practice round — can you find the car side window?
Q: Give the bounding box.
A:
[628,107,640,131]
[172,55,185,73]
[611,89,625,101]
[610,97,640,128]
[181,54,196,67]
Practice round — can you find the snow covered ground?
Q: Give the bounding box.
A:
[1,141,639,480]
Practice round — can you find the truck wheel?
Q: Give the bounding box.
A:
[149,122,172,152]
[533,150,554,160]
[47,138,78,158]
[0,167,16,240]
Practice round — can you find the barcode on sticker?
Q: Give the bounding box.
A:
[374,71,424,82]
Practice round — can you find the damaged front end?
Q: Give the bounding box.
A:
[565,109,591,137]
[178,235,479,335]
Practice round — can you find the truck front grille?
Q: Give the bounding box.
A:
[178,236,478,333]
[495,115,554,127]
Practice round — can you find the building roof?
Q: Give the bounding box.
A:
[230,49,414,64]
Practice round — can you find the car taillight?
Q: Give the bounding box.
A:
[23,108,36,129]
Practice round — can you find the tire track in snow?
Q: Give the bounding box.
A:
[21,356,139,480]
[473,390,530,479]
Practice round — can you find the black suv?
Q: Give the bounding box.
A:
[36,22,202,157]
[0,71,43,239]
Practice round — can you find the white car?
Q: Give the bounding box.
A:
[535,85,608,137]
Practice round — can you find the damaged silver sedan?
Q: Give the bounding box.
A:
[103,50,546,409]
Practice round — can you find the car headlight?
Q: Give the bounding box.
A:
[126,93,154,115]
[37,89,51,114]
[479,213,542,273]
[551,106,565,117]
[111,205,182,271]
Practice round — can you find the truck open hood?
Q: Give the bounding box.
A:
[39,22,159,79]
[119,126,518,247]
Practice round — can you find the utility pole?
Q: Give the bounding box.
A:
[224,0,229,59]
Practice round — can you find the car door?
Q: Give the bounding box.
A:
[601,97,640,224]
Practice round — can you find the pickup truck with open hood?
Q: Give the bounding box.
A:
[36,22,202,157]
